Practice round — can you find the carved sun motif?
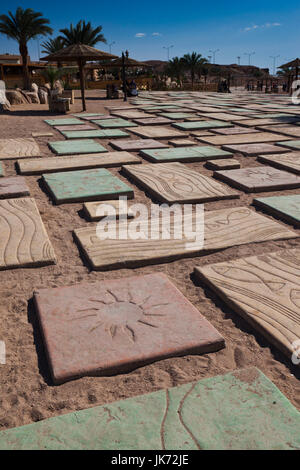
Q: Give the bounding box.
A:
[71,289,168,342]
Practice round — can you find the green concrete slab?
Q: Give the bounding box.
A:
[44,118,83,126]
[48,139,108,155]
[277,140,300,150]
[172,120,234,130]
[60,129,129,139]
[92,118,137,128]
[140,146,233,163]
[0,162,4,177]
[43,168,134,204]
[0,368,299,450]
[254,195,300,227]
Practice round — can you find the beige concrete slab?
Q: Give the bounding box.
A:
[0,176,30,199]
[0,198,56,270]
[17,152,141,175]
[123,162,239,203]
[221,143,289,156]
[73,207,297,270]
[110,139,168,151]
[129,126,187,140]
[0,138,41,160]
[83,200,134,221]
[236,118,300,127]
[198,133,291,146]
[194,248,300,359]
[200,113,249,121]
[256,126,300,138]
[111,110,150,119]
[257,153,300,174]
[32,132,53,138]
[215,166,300,192]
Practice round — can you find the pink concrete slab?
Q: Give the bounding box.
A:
[54,125,96,132]
[190,131,214,137]
[34,273,225,383]
[0,176,30,199]
[221,143,289,156]
[168,139,197,147]
[129,126,186,140]
[133,117,174,125]
[80,115,112,121]
[206,159,240,170]
[110,139,169,151]
[215,166,300,192]
[211,126,258,135]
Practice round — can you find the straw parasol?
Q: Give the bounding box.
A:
[280,58,300,69]
[280,58,300,77]
[41,43,118,110]
[104,51,150,101]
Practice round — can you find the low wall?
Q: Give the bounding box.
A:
[86,77,153,90]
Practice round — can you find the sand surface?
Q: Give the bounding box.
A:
[0,90,299,431]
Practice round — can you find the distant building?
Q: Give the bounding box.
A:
[0,53,46,88]
[0,53,22,64]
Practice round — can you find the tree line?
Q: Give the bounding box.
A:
[164,53,210,88]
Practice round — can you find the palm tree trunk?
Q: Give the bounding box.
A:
[19,42,31,90]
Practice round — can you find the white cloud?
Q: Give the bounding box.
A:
[242,22,281,32]
[135,33,146,38]
[152,32,162,37]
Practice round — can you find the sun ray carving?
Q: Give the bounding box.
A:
[71,288,169,342]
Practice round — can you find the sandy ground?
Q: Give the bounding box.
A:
[0,89,299,431]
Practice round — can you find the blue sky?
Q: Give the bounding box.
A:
[0,0,299,70]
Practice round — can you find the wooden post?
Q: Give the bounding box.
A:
[122,52,127,102]
[79,59,86,111]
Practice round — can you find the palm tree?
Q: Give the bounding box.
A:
[0,7,53,89]
[41,36,64,54]
[181,52,204,89]
[58,20,106,46]
[41,66,64,90]
[196,57,209,83]
[41,37,65,67]
[165,57,185,86]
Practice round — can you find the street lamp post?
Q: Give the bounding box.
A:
[270,55,280,76]
[109,41,116,54]
[237,56,241,66]
[244,52,255,65]
[209,49,220,64]
[163,45,174,61]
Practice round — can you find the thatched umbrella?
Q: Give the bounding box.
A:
[279,58,300,79]
[41,43,118,110]
[104,51,150,101]
[278,59,300,93]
